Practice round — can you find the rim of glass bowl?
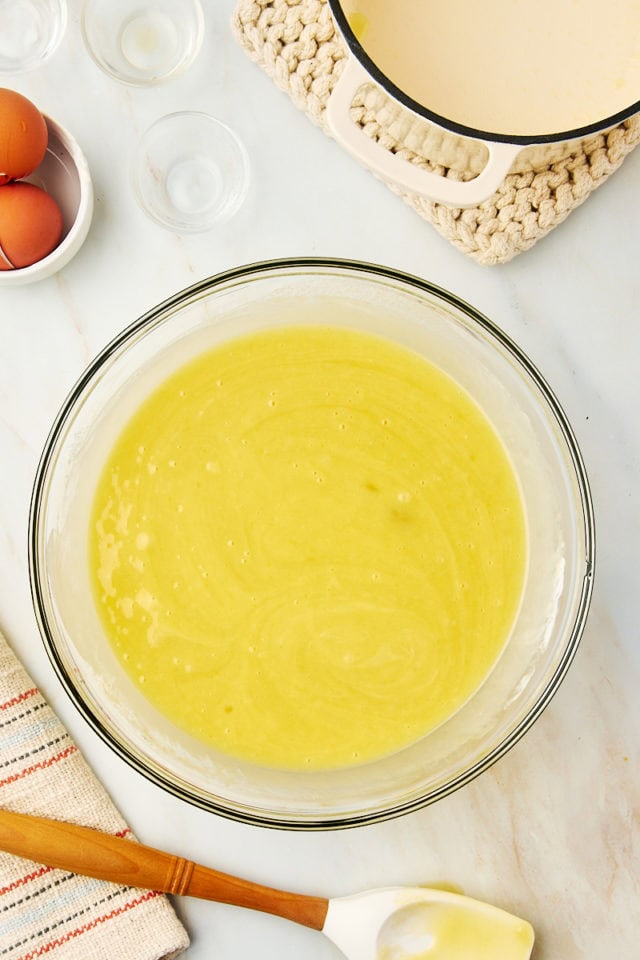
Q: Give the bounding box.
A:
[28,258,595,830]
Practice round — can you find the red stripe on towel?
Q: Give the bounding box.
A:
[0,746,78,788]
[0,689,39,711]
[0,866,53,897]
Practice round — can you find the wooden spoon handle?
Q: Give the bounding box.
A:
[0,808,328,930]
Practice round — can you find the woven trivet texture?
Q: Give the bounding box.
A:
[232,0,640,265]
[0,629,189,960]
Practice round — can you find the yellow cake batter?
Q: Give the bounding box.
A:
[89,325,527,769]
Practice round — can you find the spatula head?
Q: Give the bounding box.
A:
[323,886,534,960]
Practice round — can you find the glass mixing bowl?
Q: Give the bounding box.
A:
[29,259,594,829]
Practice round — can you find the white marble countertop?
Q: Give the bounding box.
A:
[1,3,638,958]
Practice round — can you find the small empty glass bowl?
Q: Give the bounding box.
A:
[0,0,67,74]
[132,112,251,233]
[81,0,204,86]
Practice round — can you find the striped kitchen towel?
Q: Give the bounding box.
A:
[0,629,190,960]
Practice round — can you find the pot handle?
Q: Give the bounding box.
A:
[326,57,520,207]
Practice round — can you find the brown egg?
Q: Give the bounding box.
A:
[0,181,63,270]
[0,88,48,185]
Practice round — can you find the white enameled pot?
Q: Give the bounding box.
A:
[326,0,640,206]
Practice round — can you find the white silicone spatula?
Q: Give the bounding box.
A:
[0,808,534,960]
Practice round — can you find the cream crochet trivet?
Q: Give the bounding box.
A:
[0,629,189,960]
[233,0,640,265]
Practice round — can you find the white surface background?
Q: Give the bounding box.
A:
[1,3,638,958]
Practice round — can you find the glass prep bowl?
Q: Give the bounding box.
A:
[29,259,594,830]
[0,0,67,74]
[131,112,250,232]
[81,0,204,86]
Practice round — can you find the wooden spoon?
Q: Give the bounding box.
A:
[0,808,534,960]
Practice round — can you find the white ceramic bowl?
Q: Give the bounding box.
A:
[29,260,594,829]
[0,115,93,286]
